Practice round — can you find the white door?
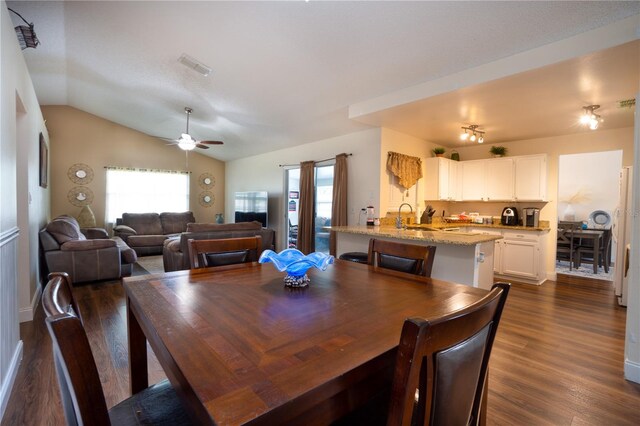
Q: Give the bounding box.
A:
[485,158,514,201]
[461,160,485,201]
[501,239,539,279]
[514,155,547,201]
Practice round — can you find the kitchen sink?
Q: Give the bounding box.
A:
[404,226,442,232]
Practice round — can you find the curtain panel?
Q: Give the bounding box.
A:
[386,152,423,189]
[331,153,348,227]
[297,161,316,254]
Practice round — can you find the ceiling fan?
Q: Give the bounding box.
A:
[162,107,223,151]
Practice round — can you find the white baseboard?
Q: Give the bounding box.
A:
[624,358,640,384]
[19,284,41,323]
[0,341,24,421]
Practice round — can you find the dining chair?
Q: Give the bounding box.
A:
[368,239,437,277]
[575,229,610,273]
[556,221,580,270]
[386,282,510,426]
[188,236,262,269]
[43,273,193,426]
[335,282,510,426]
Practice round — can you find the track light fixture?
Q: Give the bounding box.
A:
[580,105,603,130]
[460,125,485,144]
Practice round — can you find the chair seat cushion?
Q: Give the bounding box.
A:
[108,379,193,426]
[128,235,168,247]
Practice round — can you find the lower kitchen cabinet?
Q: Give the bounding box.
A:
[469,227,547,284]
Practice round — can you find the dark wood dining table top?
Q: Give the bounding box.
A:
[123,260,489,425]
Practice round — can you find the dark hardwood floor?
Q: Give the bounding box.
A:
[2,273,639,425]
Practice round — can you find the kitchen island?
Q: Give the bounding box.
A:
[329,226,502,289]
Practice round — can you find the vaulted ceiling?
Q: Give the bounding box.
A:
[8,1,640,161]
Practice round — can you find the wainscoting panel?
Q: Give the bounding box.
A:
[0,227,21,420]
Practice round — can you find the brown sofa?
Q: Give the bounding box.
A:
[113,211,195,256]
[39,215,138,284]
[162,221,275,272]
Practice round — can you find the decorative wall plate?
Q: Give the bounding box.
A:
[198,173,215,189]
[199,191,214,207]
[67,186,94,207]
[67,163,94,184]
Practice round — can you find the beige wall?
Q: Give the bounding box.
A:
[42,106,225,227]
[455,126,635,278]
[379,128,439,215]
[225,128,382,251]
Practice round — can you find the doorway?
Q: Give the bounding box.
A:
[556,150,622,279]
[284,162,335,254]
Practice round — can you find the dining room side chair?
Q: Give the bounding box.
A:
[556,221,579,270]
[188,236,262,269]
[387,282,510,426]
[574,229,610,273]
[43,274,193,426]
[368,239,437,277]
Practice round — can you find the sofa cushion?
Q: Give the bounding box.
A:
[186,221,262,233]
[128,235,168,247]
[60,239,117,251]
[122,213,163,235]
[160,211,195,235]
[46,217,87,244]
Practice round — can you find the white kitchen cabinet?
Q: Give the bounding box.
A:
[424,157,460,201]
[460,160,485,201]
[514,154,547,201]
[484,158,514,201]
[468,227,547,284]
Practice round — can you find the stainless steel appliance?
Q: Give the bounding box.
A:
[523,207,540,227]
[501,207,519,226]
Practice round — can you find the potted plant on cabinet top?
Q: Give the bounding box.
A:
[433,147,446,157]
[489,146,507,157]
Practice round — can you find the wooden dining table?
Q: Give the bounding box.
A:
[123,260,490,425]
[571,229,603,273]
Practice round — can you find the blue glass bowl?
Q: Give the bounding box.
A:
[259,249,334,287]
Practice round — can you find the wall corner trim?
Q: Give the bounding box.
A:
[0,341,24,421]
[624,358,640,384]
[19,285,42,323]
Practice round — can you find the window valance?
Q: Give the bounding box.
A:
[386,152,423,189]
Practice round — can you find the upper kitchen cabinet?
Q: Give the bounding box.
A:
[484,158,514,201]
[514,154,547,201]
[424,157,460,201]
[460,160,485,201]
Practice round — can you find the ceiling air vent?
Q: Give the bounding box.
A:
[178,54,212,77]
[618,99,636,109]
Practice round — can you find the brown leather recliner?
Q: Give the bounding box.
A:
[40,216,137,284]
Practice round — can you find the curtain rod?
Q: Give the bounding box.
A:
[278,153,352,168]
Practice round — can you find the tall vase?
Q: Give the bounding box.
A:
[215,213,224,224]
[563,204,575,221]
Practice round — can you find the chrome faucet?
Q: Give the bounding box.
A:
[396,203,413,229]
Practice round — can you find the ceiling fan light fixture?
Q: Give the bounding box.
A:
[460,130,469,140]
[470,133,477,142]
[478,135,484,144]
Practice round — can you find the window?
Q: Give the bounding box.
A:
[105,168,189,223]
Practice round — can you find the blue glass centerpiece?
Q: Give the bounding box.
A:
[259,249,334,287]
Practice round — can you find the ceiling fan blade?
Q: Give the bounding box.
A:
[199,140,224,145]
[196,144,210,150]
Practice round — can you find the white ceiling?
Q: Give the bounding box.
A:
[8,1,640,161]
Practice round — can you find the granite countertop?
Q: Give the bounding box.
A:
[415,222,550,232]
[327,226,502,246]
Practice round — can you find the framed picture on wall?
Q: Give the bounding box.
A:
[39,133,48,188]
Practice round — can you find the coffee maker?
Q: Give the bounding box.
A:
[501,207,519,226]
[523,207,540,227]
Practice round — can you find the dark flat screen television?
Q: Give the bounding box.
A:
[234,191,268,228]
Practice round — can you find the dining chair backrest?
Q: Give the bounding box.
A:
[557,221,580,244]
[42,272,81,322]
[368,239,436,277]
[43,274,111,426]
[188,236,263,269]
[387,282,510,426]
